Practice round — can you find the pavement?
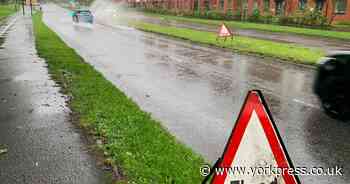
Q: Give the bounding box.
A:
[42,1,350,184]
[0,14,107,184]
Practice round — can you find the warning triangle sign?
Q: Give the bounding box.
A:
[208,90,299,184]
[218,23,233,37]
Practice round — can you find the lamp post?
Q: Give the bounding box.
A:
[30,0,32,15]
[22,0,24,15]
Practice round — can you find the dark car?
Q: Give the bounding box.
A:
[314,51,350,120]
[72,10,93,24]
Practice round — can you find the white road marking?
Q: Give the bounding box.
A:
[293,98,320,109]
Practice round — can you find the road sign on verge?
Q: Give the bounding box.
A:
[206,90,300,184]
[217,23,233,41]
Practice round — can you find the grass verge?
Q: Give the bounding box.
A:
[134,22,324,64]
[33,13,206,184]
[144,13,350,41]
[0,4,16,20]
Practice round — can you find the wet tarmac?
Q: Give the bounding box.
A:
[0,14,107,183]
[43,2,350,183]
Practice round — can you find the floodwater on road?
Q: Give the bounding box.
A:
[43,2,350,183]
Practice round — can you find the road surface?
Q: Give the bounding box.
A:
[42,3,350,183]
[0,14,107,184]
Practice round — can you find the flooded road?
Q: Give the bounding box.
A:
[43,3,350,183]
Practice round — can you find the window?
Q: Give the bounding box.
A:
[275,0,285,15]
[227,0,233,12]
[219,0,225,9]
[204,0,210,10]
[237,0,242,8]
[253,0,258,9]
[299,0,307,10]
[315,0,325,11]
[264,0,270,12]
[334,0,347,14]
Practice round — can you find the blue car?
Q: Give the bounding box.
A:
[72,10,93,24]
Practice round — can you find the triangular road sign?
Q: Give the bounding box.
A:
[209,90,300,184]
[218,23,233,37]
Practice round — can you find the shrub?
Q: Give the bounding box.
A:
[278,15,292,25]
[248,8,261,22]
[193,10,201,18]
[277,9,329,28]
[225,9,235,20]
[206,10,225,20]
[301,9,329,26]
[334,21,350,31]
[336,21,350,26]
[137,6,330,29]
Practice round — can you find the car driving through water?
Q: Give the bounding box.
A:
[314,51,350,120]
[72,9,94,24]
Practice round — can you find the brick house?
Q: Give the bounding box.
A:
[128,0,350,22]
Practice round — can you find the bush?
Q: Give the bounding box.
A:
[336,21,350,26]
[193,10,201,18]
[277,9,329,28]
[225,9,235,20]
[261,12,273,24]
[299,9,327,26]
[206,10,225,20]
[248,8,261,22]
[137,6,330,29]
[278,15,289,25]
[334,21,350,31]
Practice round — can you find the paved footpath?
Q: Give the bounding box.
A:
[0,14,107,184]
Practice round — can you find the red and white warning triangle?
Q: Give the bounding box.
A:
[218,23,232,37]
[211,90,299,184]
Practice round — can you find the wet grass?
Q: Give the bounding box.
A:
[32,13,206,184]
[134,22,324,64]
[0,4,16,20]
[144,13,350,41]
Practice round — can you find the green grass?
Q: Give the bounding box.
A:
[33,13,206,184]
[0,4,16,20]
[144,13,350,41]
[134,22,324,64]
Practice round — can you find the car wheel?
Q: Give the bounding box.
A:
[320,77,350,120]
[322,96,350,120]
[73,16,79,23]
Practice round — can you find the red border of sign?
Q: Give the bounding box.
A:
[217,23,233,37]
[210,90,300,184]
